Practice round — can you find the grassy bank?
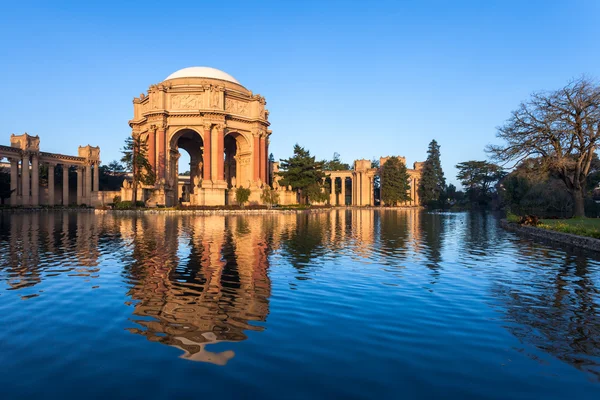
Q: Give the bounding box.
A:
[538,218,600,239]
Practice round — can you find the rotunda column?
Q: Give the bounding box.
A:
[253,133,260,183]
[216,124,225,182]
[93,162,100,192]
[85,164,92,205]
[259,135,266,183]
[76,167,83,205]
[340,177,346,206]
[202,123,212,182]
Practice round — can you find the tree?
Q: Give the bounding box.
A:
[106,160,125,174]
[121,135,155,206]
[455,161,505,205]
[487,77,600,217]
[418,139,446,208]
[236,186,251,208]
[305,182,329,204]
[323,152,350,171]
[380,157,411,205]
[260,186,280,209]
[278,144,326,203]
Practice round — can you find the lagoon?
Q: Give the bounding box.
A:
[0,210,599,399]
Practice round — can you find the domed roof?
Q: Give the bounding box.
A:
[164,67,240,84]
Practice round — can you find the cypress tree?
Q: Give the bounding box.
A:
[381,157,411,205]
[418,139,446,208]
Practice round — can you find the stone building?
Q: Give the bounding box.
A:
[128,67,272,206]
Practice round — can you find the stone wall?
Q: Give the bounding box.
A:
[500,219,600,252]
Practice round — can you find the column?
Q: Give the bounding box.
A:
[329,177,335,205]
[21,153,30,206]
[156,127,166,181]
[147,129,156,173]
[203,124,212,182]
[76,167,82,205]
[31,154,39,206]
[259,136,266,183]
[265,138,270,185]
[10,158,18,206]
[216,125,224,181]
[340,177,346,206]
[253,133,260,182]
[63,165,69,206]
[85,165,92,205]
[211,127,218,182]
[93,163,100,192]
[48,163,55,206]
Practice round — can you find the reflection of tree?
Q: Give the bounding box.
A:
[124,215,271,365]
[279,213,327,275]
[378,210,409,259]
[493,252,600,379]
[420,212,445,274]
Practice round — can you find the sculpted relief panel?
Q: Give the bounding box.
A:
[225,98,249,116]
[171,94,203,109]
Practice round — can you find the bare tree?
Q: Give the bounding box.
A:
[487,77,600,217]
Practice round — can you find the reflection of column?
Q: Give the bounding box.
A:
[48,163,55,206]
[216,125,224,181]
[203,124,211,181]
[31,154,39,206]
[93,163,100,192]
[253,133,260,182]
[21,153,30,206]
[341,177,346,206]
[76,167,83,205]
[10,158,18,206]
[63,165,69,206]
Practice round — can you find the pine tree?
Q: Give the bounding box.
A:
[381,157,411,205]
[278,144,325,203]
[418,139,446,208]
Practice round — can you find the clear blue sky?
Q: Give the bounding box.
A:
[1,0,599,185]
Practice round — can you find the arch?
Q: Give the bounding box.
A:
[168,128,205,203]
[224,131,251,188]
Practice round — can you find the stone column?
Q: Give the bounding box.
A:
[10,158,18,206]
[253,133,260,182]
[76,167,82,205]
[147,128,156,173]
[62,165,69,206]
[85,164,92,205]
[156,126,166,181]
[259,135,267,183]
[93,163,100,192]
[330,177,336,206]
[216,125,225,181]
[31,154,39,206]
[48,163,55,206]
[21,152,30,206]
[341,177,346,206]
[203,124,212,182]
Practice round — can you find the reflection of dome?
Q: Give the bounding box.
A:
[164,67,240,84]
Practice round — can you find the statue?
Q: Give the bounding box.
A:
[231,176,237,188]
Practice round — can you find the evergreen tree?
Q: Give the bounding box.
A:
[236,186,251,208]
[278,144,325,203]
[381,157,411,205]
[418,139,446,208]
[121,135,155,206]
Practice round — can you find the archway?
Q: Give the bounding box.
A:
[169,129,204,203]
[224,132,250,189]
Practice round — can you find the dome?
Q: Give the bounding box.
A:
[164,67,240,84]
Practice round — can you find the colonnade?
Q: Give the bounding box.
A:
[1,133,100,207]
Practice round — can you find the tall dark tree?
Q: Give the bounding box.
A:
[380,157,411,205]
[323,152,350,171]
[106,160,125,174]
[418,139,446,208]
[121,135,155,206]
[487,77,600,217]
[455,160,505,205]
[278,144,325,203]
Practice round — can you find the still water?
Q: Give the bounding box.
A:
[1,210,599,399]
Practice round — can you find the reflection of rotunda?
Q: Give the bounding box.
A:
[129,67,272,206]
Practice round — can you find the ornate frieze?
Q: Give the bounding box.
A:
[171,94,203,109]
[225,98,250,116]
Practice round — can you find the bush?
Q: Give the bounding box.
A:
[236,187,251,208]
[115,200,145,209]
[113,195,122,204]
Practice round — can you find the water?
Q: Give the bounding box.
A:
[0,210,599,399]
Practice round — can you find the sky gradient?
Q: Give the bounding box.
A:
[1,0,599,185]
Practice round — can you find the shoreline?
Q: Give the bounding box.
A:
[500,219,600,252]
[0,206,423,215]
